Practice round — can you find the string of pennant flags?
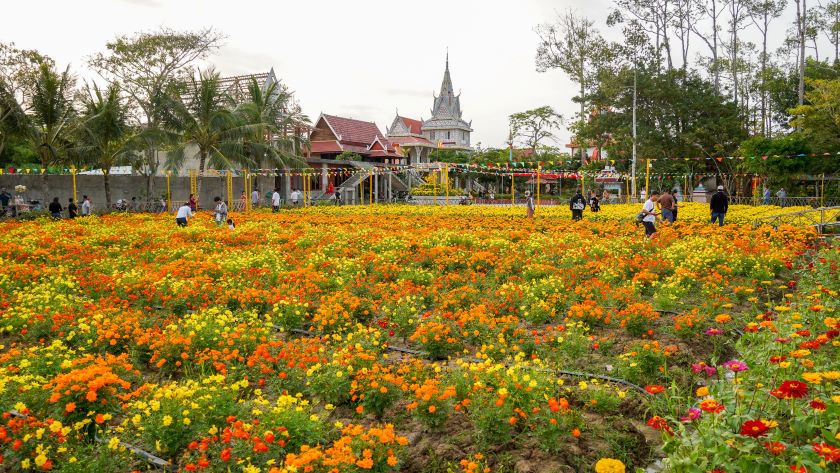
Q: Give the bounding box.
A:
[1,151,837,178]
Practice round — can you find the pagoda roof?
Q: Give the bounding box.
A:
[308,140,343,154]
[388,136,435,147]
[319,114,389,146]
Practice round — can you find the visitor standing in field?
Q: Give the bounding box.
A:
[188,194,197,211]
[641,190,660,237]
[175,202,193,227]
[81,195,91,216]
[710,185,729,226]
[570,189,585,221]
[525,190,535,218]
[0,188,10,215]
[763,186,771,205]
[671,189,680,221]
[271,188,281,212]
[589,190,600,212]
[602,189,610,204]
[776,188,787,207]
[48,197,63,219]
[251,188,260,208]
[67,198,78,219]
[291,189,300,206]
[227,218,235,230]
[213,197,228,226]
[639,188,646,203]
[658,189,675,223]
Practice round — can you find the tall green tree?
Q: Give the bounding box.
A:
[73,83,153,207]
[88,27,224,196]
[508,106,563,152]
[536,10,611,164]
[162,70,248,193]
[9,64,77,201]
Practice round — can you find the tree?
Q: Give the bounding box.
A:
[162,69,246,193]
[609,0,678,69]
[88,27,224,196]
[508,106,564,152]
[0,42,53,108]
[747,0,787,136]
[691,0,730,91]
[790,78,840,154]
[10,64,77,202]
[73,83,152,207]
[536,10,611,164]
[817,0,840,62]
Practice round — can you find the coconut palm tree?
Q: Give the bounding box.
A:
[162,69,250,193]
[73,82,154,207]
[235,77,309,194]
[14,64,76,202]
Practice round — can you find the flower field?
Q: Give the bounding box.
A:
[0,205,837,472]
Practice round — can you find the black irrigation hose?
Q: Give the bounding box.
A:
[280,326,651,395]
[8,410,176,471]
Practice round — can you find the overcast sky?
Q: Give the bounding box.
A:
[2,0,811,149]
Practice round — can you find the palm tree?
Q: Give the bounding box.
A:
[16,64,76,202]
[0,79,26,158]
[73,82,151,207]
[162,69,248,193]
[236,77,309,194]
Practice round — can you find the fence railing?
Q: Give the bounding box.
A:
[753,206,840,233]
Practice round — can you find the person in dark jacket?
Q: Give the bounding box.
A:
[48,197,63,219]
[67,198,78,219]
[570,189,585,221]
[710,185,729,226]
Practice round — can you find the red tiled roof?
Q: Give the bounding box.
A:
[322,114,388,146]
[308,140,343,154]
[399,117,423,135]
[388,136,435,146]
[368,150,404,158]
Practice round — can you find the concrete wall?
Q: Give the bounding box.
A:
[0,174,276,209]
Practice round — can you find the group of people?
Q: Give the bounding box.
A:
[247,188,311,211]
[46,196,92,219]
[638,185,730,237]
[762,186,788,207]
[568,190,603,221]
[175,196,234,229]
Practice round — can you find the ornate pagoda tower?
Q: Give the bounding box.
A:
[421,53,472,150]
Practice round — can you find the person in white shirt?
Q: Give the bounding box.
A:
[251,188,260,208]
[175,203,193,227]
[80,195,92,216]
[271,188,281,212]
[213,196,228,225]
[291,189,300,206]
[641,190,660,237]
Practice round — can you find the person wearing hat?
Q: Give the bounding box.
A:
[710,185,729,226]
[524,190,535,218]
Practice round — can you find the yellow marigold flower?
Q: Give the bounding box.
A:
[696,386,709,397]
[595,458,626,473]
[161,415,172,427]
[108,437,120,450]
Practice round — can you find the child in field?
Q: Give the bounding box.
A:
[227,219,235,230]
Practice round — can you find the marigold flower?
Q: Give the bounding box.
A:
[594,458,625,473]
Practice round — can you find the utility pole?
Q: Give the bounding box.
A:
[631,68,638,202]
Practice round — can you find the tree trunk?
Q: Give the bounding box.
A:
[41,167,49,205]
[761,13,768,136]
[712,0,720,91]
[798,0,806,108]
[579,79,586,165]
[103,171,112,208]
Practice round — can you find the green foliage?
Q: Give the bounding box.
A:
[336,150,362,161]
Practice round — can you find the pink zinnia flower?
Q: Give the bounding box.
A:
[705,328,723,336]
[680,408,702,422]
[724,360,748,372]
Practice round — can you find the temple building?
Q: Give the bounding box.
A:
[386,54,472,160]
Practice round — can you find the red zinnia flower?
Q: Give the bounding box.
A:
[739,419,769,438]
[763,441,786,455]
[813,443,840,462]
[220,448,231,462]
[789,466,808,473]
[773,380,809,399]
[646,416,673,434]
[644,385,665,394]
[809,399,827,411]
[699,399,725,413]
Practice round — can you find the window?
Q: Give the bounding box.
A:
[446,131,451,140]
[430,131,435,140]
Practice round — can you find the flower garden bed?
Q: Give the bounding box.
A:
[0,205,836,472]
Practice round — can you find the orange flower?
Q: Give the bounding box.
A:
[64,402,76,413]
[572,428,581,437]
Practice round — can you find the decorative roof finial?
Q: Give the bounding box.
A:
[446,47,449,70]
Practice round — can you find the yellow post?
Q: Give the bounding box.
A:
[625,175,630,202]
[166,171,171,212]
[821,173,825,207]
[536,164,541,207]
[369,169,373,206]
[71,168,77,203]
[684,175,688,201]
[244,170,250,212]
[645,159,651,197]
[445,165,449,205]
[226,170,233,206]
[511,173,515,206]
[433,169,438,206]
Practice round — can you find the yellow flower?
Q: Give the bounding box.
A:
[802,373,823,384]
[162,415,172,427]
[108,437,120,450]
[594,457,626,473]
[34,454,47,467]
[821,371,840,380]
[696,386,709,397]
